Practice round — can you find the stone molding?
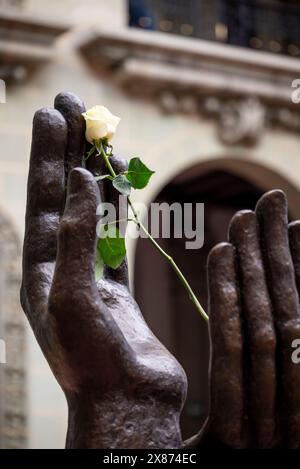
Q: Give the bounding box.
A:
[0,11,68,83]
[79,28,300,145]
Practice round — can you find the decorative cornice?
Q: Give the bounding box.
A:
[79,28,300,144]
[0,12,69,83]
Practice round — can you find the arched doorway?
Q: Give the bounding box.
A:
[134,159,300,440]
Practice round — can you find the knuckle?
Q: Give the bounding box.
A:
[251,328,276,354]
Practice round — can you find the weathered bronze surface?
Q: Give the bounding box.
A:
[188,190,300,449]
[20,92,187,449]
[21,92,300,449]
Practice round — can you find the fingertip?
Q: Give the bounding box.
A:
[208,242,235,268]
[68,167,98,196]
[54,92,86,115]
[256,189,287,218]
[228,210,256,243]
[31,108,67,168]
[54,92,86,173]
[208,243,238,305]
[33,107,67,137]
[289,220,300,234]
[288,220,300,260]
[64,168,100,228]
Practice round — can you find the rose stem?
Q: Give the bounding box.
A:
[100,142,209,323]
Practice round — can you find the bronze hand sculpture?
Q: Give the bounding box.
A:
[21,92,300,449]
[21,92,187,449]
[189,190,300,449]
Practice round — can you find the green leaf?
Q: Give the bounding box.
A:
[112,174,132,196]
[94,174,113,182]
[97,225,126,269]
[95,249,104,281]
[126,157,155,189]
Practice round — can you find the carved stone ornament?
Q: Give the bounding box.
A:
[218,97,266,146]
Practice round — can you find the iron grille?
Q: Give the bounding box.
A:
[128,0,300,57]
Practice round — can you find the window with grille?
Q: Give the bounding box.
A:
[128,0,300,57]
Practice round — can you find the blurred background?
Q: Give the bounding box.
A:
[0,0,299,448]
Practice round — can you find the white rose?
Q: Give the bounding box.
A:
[82,105,120,144]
